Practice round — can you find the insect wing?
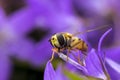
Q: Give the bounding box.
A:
[73,24,110,36]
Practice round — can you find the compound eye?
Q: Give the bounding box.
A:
[52,38,55,40]
[52,37,56,42]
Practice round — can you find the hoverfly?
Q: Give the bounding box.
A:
[49,25,109,66]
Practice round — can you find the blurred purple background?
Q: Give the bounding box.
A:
[0,0,120,80]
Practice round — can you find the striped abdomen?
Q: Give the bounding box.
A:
[70,37,88,52]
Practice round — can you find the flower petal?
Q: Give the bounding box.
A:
[8,8,37,36]
[0,53,12,80]
[55,66,68,80]
[105,46,120,63]
[85,49,106,79]
[0,7,6,25]
[98,28,112,52]
[106,58,120,80]
[44,61,56,80]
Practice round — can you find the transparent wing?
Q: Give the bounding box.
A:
[73,24,111,36]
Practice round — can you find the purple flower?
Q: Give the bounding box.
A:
[44,28,120,80]
[0,5,51,79]
[0,8,37,80]
[1,0,120,80]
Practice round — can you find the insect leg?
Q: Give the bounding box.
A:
[66,48,71,61]
[67,48,83,66]
[81,51,87,66]
[50,51,55,62]
[77,51,82,65]
[50,48,58,62]
[73,50,85,66]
